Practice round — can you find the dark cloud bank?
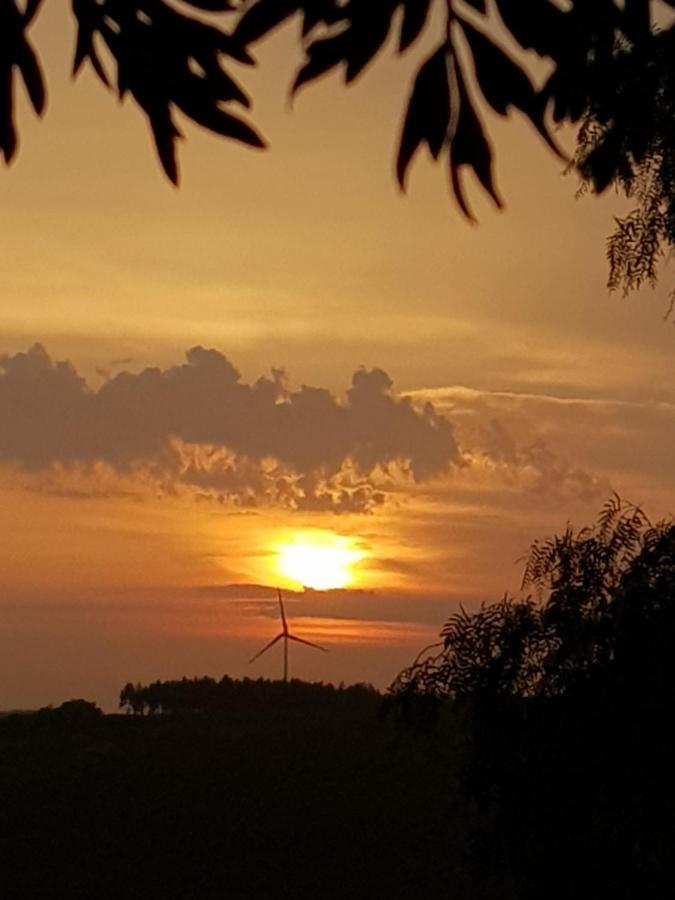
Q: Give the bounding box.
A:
[0,345,606,511]
[198,583,453,626]
[0,345,459,512]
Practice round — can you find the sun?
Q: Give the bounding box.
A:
[276,534,363,590]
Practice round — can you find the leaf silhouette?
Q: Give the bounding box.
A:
[291,1,399,91]
[460,17,561,157]
[396,44,450,189]
[0,64,17,163]
[494,0,566,58]
[399,0,431,53]
[16,38,45,113]
[148,109,182,185]
[70,0,264,184]
[234,0,300,45]
[578,124,626,194]
[343,1,398,82]
[0,0,46,163]
[182,0,236,10]
[301,0,345,38]
[23,0,43,25]
[449,59,502,220]
[292,32,350,92]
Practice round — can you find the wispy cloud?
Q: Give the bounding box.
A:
[410,382,675,497]
[197,582,457,629]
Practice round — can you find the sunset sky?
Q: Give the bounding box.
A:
[1,2,674,710]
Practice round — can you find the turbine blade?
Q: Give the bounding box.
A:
[248,632,283,664]
[288,634,328,652]
[278,588,288,634]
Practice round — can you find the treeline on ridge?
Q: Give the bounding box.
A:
[118,675,380,718]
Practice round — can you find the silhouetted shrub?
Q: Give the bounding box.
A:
[36,698,103,729]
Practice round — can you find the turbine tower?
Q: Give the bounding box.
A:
[249,588,327,682]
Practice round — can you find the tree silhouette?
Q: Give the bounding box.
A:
[391,495,675,702]
[391,497,675,898]
[1,1,674,280]
[118,674,379,718]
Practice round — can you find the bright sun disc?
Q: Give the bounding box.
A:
[277,536,363,590]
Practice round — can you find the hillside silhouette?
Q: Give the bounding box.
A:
[0,679,462,899]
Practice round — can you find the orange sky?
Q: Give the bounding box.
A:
[1,2,674,709]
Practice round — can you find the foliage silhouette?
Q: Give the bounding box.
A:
[391,496,675,898]
[391,495,675,701]
[0,0,44,162]
[575,25,675,296]
[1,0,674,269]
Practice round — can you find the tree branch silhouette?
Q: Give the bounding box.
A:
[1,1,673,290]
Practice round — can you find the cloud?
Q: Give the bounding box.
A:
[409,383,675,501]
[197,583,456,627]
[408,385,643,499]
[463,420,610,503]
[0,344,461,512]
[0,345,618,513]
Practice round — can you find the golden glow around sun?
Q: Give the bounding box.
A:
[276,534,364,590]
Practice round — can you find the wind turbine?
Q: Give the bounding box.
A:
[249,588,327,682]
